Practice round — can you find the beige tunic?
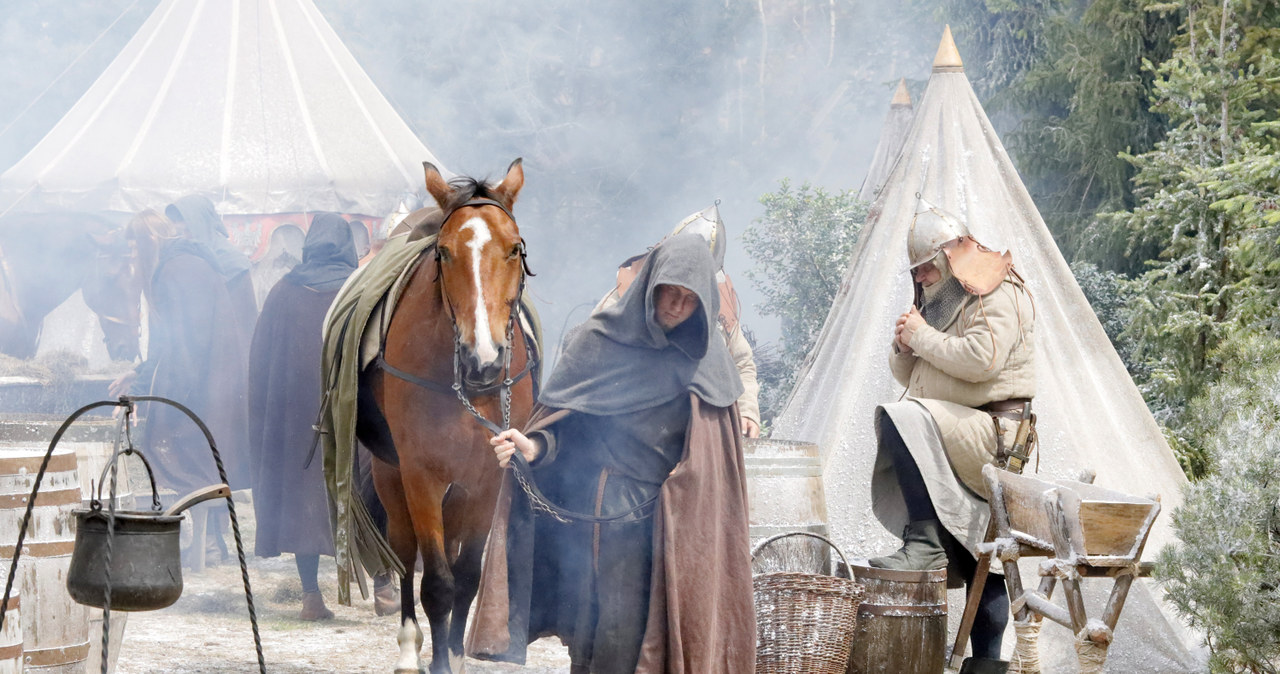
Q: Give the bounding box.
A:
[873,277,1034,561]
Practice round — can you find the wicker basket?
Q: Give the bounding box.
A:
[752,532,864,674]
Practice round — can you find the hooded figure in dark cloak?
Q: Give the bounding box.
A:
[469,235,756,673]
[165,195,259,353]
[248,213,357,621]
[110,209,252,522]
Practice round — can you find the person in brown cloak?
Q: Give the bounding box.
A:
[108,210,252,563]
[248,213,358,621]
[469,234,756,673]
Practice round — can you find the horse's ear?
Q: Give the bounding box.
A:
[492,158,524,209]
[423,162,451,209]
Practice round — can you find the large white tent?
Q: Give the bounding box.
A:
[0,0,442,217]
[774,28,1202,671]
[857,78,913,203]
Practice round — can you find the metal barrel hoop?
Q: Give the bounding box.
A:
[751,530,853,579]
[0,398,124,633]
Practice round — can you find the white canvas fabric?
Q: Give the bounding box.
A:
[0,0,443,216]
[857,78,913,203]
[774,29,1203,672]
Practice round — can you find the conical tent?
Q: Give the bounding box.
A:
[774,27,1201,671]
[857,78,913,203]
[0,0,442,217]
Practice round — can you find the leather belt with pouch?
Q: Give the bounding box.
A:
[980,398,1035,473]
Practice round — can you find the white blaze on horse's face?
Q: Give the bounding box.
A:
[460,216,501,366]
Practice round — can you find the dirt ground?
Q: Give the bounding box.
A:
[112,493,572,673]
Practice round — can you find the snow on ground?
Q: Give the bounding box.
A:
[112,494,571,673]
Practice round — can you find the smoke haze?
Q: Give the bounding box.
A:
[0,0,942,361]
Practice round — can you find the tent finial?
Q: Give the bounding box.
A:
[933,25,964,72]
[891,78,912,107]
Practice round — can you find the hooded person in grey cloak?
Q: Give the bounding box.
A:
[165,195,259,351]
[163,194,258,564]
[248,213,358,621]
[470,234,756,673]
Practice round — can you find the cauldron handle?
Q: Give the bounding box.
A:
[93,411,162,512]
[163,483,231,517]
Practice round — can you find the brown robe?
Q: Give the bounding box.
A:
[467,396,756,673]
[247,279,337,557]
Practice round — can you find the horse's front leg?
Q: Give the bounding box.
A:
[444,483,499,671]
[404,474,456,674]
[373,462,425,674]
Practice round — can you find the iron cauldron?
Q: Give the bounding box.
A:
[67,507,184,611]
[67,448,230,611]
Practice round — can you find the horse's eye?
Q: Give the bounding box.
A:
[438,246,452,263]
[508,244,523,259]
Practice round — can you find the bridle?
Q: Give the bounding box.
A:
[374,197,536,437]
[374,198,656,525]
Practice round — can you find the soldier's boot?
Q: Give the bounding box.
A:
[299,590,334,621]
[867,519,948,571]
[373,576,400,617]
[959,657,1009,674]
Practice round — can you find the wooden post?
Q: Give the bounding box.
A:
[949,522,995,668]
[1043,489,1087,634]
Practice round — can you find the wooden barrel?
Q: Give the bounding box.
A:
[847,565,947,674]
[0,563,23,674]
[0,415,131,508]
[0,447,90,672]
[743,439,830,574]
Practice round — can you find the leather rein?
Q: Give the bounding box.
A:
[374,197,535,437]
[374,198,655,525]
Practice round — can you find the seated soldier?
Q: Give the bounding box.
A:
[593,203,762,437]
[869,198,1035,674]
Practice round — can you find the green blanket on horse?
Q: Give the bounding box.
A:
[319,231,541,604]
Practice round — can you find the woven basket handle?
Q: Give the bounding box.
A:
[751,531,852,579]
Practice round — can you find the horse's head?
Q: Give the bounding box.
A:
[81,226,142,361]
[427,159,527,389]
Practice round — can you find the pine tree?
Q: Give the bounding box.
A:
[1106,0,1280,472]
[1004,0,1180,270]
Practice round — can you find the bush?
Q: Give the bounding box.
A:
[742,180,865,424]
[1156,364,1280,673]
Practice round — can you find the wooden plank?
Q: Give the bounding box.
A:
[1078,501,1157,557]
[1044,489,1088,633]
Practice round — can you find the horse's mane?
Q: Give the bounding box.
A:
[440,176,506,214]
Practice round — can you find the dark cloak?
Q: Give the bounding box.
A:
[132,241,251,493]
[248,217,356,558]
[468,234,754,672]
[282,213,358,291]
[166,194,258,352]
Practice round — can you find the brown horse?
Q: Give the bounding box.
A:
[358,160,534,674]
[0,212,141,361]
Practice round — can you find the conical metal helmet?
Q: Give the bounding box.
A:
[666,202,727,272]
[908,196,969,269]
